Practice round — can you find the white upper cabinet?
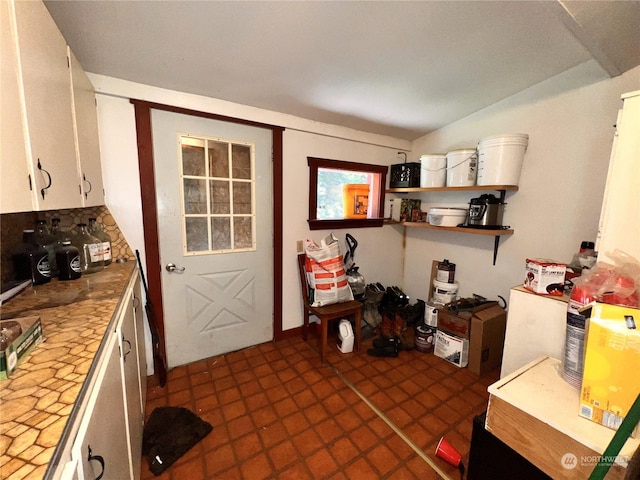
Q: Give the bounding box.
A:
[11,0,82,211]
[1,0,104,213]
[596,91,640,264]
[0,0,33,213]
[69,47,105,207]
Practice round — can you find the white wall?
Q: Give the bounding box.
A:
[405,62,640,306]
[93,62,640,339]
[90,75,407,335]
[282,129,405,329]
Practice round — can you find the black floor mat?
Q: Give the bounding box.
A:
[142,406,213,476]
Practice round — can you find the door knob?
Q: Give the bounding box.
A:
[165,263,186,273]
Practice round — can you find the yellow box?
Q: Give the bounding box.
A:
[342,184,369,219]
[580,303,640,437]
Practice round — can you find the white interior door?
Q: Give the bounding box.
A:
[152,110,273,368]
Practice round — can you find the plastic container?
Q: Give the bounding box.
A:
[342,184,369,219]
[436,259,456,283]
[446,149,477,186]
[563,283,597,388]
[415,324,436,352]
[420,154,447,188]
[477,133,529,186]
[337,319,354,353]
[427,207,467,227]
[35,220,58,275]
[424,301,438,327]
[56,241,82,281]
[432,279,459,305]
[88,218,112,266]
[12,230,51,285]
[71,223,104,274]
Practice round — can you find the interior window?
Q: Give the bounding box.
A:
[307,157,387,230]
[180,135,256,254]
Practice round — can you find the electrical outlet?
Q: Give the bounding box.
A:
[296,240,303,253]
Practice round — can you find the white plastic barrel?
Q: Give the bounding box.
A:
[446,149,477,186]
[420,154,447,188]
[477,133,529,186]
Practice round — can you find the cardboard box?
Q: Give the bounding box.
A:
[469,305,507,375]
[437,302,507,374]
[434,330,469,367]
[523,258,566,296]
[580,303,640,437]
[0,316,43,380]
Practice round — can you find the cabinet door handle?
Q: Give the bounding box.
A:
[87,445,105,480]
[83,173,92,199]
[37,159,52,200]
[122,337,132,361]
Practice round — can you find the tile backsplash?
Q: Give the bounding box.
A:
[1,206,133,285]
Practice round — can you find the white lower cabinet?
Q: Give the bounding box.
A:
[66,273,146,480]
[118,288,144,480]
[72,334,130,479]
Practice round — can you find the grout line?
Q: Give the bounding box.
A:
[330,364,454,480]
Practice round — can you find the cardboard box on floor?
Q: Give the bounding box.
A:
[437,302,507,375]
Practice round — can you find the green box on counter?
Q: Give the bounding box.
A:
[0,316,43,380]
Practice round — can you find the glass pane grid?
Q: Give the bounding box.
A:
[180,135,255,255]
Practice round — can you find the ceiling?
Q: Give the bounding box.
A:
[44,1,640,141]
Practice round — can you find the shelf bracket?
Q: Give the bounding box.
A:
[493,236,500,265]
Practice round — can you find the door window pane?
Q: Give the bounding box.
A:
[183,178,207,214]
[185,217,209,252]
[233,181,252,214]
[212,217,231,250]
[180,135,256,254]
[232,144,251,179]
[234,217,253,249]
[210,180,230,214]
[181,140,205,176]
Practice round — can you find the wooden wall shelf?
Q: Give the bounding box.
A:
[384,184,517,264]
[386,185,519,194]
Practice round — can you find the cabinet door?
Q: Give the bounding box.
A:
[72,335,132,480]
[132,275,148,411]
[0,0,33,213]
[11,0,82,210]
[69,47,105,207]
[596,92,640,264]
[118,289,144,480]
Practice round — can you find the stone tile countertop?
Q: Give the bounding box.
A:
[0,261,137,480]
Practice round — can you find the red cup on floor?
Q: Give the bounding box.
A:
[436,436,462,467]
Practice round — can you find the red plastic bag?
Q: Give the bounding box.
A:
[574,250,640,308]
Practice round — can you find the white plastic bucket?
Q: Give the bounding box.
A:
[446,149,477,186]
[477,133,529,186]
[420,154,447,188]
[433,279,459,305]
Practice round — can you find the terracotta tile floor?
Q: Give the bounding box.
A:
[140,331,499,479]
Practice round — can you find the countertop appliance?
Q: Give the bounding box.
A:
[464,194,505,228]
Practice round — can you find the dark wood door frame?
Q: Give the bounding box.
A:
[130,99,285,364]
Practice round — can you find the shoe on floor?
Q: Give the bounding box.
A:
[367,345,399,357]
[372,337,400,348]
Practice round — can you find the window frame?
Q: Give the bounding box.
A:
[307,157,387,230]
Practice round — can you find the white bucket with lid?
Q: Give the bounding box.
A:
[420,154,446,188]
[446,149,477,186]
[477,133,529,186]
[432,279,459,305]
